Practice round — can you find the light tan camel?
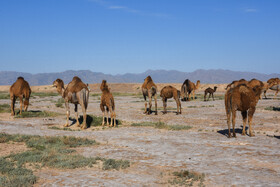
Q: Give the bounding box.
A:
[142,76,158,115]
[53,76,89,129]
[225,79,248,91]
[204,86,217,101]
[160,86,181,115]
[263,78,280,99]
[180,79,200,101]
[100,80,116,127]
[225,84,262,138]
[9,77,31,116]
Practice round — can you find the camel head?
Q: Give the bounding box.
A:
[144,76,152,83]
[100,80,109,92]
[53,79,64,88]
[214,86,218,91]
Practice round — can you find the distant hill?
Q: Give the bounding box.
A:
[0,69,279,86]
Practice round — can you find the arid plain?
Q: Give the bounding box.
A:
[0,83,280,186]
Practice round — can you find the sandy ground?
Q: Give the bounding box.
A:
[0,84,280,186]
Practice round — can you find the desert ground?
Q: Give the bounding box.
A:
[0,83,280,186]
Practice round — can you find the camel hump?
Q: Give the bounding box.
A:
[72,76,82,82]
[66,76,88,93]
[239,84,250,93]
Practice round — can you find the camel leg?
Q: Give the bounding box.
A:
[143,95,148,114]
[19,96,23,115]
[263,90,267,99]
[106,108,109,126]
[74,104,81,127]
[109,107,114,127]
[212,93,214,101]
[248,108,256,137]
[226,109,231,138]
[208,93,211,101]
[80,102,87,129]
[10,95,15,116]
[113,111,116,127]
[274,89,279,99]
[241,111,247,135]
[162,98,167,114]
[204,93,206,101]
[102,111,105,126]
[175,97,181,115]
[64,102,70,127]
[232,110,236,138]
[192,91,195,100]
[148,93,152,115]
[154,94,158,115]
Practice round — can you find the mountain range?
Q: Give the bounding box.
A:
[0,69,279,86]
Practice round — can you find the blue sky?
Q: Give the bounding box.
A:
[0,0,279,74]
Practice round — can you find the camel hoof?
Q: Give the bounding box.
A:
[64,124,69,127]
[249,133,255,137]
[76,123,81,127]
[155,112,158,115]
[242,132,246,136]
[228,134,231,138]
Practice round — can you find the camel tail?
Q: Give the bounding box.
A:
[82,88,89,110]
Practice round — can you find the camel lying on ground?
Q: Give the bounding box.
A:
[10,77,31,116]
[204,86,217,101]
[263,78,280,99]
[181,79,200,101]
[53,76,89,129]
[160,86,181,115]
[225,84,262,138]
[142,76,158,115]
[100,80,116,127]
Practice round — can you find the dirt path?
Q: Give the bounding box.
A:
[1,91,280,186]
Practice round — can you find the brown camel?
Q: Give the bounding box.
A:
[53,76,89,129]
[9,77,31,116]
[247,79,265,99]
[142,76,158,115]
[263,78,280,99]
[160,86,181,115]
[180,79,200,101]
[225,79,248,91]
[100,80,116,127]
[225,84,262,138]
[204,86,217,101]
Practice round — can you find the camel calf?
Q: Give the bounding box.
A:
[160,86,181,115]
[142,76,158,115]
[225,84,262,138]
[100,80,116,127]
[10,77,31,116]
[204,86,217,101]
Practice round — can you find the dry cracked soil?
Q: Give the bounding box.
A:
[0,83,280,186]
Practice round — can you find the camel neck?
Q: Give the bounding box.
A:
[57,86,65,97]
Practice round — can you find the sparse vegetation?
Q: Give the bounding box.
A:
[0,92,10,99]
[169,170,205,187]
[14,110,60,118]
[264,106,280,111]
[131,122,192,131]
[48,126,79,131]
[31,92,59,98]
[0,133,130,186]
[0,104,10,113]
[55,98,64,108]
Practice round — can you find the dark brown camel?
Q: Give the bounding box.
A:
[142,76,157,115]
[180,79,200,101]
[100,80,116,127]
[53,76,89,129]
[9,77,31,116]
[204,86,217,101]
[225,84,262,138]
[160,86,181,115]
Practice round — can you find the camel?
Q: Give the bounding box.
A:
[204,86,217,101]
[160,86,181,115]
[225,84,262,138]
[225,79,248,91]
[100,80,116,127]
[9,77,31,116]
[180,79,200,101]
[247,79,265,99]
[263,78,280,99]
[53,76,89,129]
[142,76,158,115]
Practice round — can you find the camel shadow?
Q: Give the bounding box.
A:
[218,126,248,137]
[70,115,120,127]
[15,110,42,115]
[69,115,93,127]
[266,135,280,139]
